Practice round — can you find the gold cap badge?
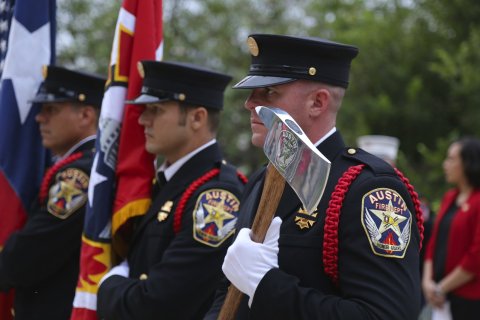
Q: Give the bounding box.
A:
[178,93,186,101]
[308,67,316,76]
[247,36,259,57]
[78,93,86,102]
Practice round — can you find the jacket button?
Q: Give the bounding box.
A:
[139,273,148,280]
[347,148,356,155]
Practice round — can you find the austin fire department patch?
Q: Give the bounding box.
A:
[361,188,412,258]
[47,168,89,219]
[193,189,240,247]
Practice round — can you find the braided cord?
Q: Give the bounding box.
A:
[323,164,425,285]
[323,164,365,285]
[172,167,248,234]
[173,168,220,234]
[39,152,83,204]
[236,171,248,185]
[394,168,425,250]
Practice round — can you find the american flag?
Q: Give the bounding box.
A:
[71,1,163,319]
[0,0,56,319]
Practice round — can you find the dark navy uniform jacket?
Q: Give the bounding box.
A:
[0,139,95,320]
[206,131,422,320]
[97,143,245,320]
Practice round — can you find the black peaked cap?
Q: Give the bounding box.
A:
[128,60,232,110]
[30,65,106,108]
[233,34,359,89]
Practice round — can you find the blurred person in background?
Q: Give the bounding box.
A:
[358,134,435,309]
[422,136,480,319]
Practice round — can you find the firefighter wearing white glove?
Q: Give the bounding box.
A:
[99,260,130,286]
[222,216,282,307]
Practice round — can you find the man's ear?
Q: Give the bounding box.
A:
[78,105,98,127]
[189,107,208,130]
[309,87,330,118]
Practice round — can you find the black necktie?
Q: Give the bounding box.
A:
[157,171,167,188]
[152,171,167,196]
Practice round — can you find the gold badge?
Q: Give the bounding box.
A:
[137,61,145,78]
[178,93,186,101]
[157,201,173,222]
[308,67,316,76]
[247,36,259,56]
[295,207,318,229]
[78,93,86,102]
[47,168,89,219]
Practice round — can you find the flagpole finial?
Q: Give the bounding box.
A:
[137,61,145,78]
[42,65,48,79]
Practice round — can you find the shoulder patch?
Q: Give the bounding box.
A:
[47,168,89,219]
[193,189,240,247]
[361,188,412,258]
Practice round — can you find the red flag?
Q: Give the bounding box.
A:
[71,1,162,319]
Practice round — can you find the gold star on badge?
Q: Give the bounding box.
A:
[202,199,235,229]
[55,181,82,203]
[370,200,407,237]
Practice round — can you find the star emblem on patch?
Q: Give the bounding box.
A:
[48,168,89,219]
[361,188,412,258]
[193,189,240,247]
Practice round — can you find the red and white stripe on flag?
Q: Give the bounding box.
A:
[71,1,162,319]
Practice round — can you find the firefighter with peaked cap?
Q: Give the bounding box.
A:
[206,34,424,320]
[0,65,105,320]
[96,61,246,320]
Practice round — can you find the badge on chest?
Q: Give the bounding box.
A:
[157,201,173,222]
[294,207,318,229]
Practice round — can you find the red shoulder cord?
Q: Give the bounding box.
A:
[394,167,425,250]
[323,165,425,285]
[323,164,365,285]
[172,169,248,234]
[38,152,83,204]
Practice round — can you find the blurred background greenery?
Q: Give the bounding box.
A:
[56,0,480,212]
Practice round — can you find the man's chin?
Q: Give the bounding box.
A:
[251,134,265,148]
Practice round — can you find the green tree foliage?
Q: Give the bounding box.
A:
[57,0,121,75]
[57,0,480,208]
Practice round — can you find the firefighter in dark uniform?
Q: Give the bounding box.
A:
[96,61,246,320]
[205,34,424,320]
[0,66,105,320]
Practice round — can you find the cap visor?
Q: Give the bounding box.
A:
[233,75,296,89]
[126,94,169,105]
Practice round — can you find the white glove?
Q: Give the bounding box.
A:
[99,260,130,286]
[222,216,282,307]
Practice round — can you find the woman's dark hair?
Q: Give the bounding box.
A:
[458,136,480,188]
